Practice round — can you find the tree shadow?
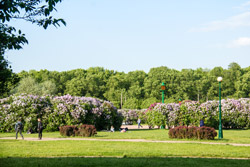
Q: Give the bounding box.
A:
[0,157,249,167]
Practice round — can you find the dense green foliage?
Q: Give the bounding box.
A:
[3,63,250,109]
[0,55,13,97]
[12,77,57,95]
[0,0,65,98]
[0,0,65,55]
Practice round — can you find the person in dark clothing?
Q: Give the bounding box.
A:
[200,119,205,127]
[15,119,24,139]
[37,118,43,140]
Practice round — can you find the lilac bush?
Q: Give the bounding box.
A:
[0,94,122,132]
[1,95,249,132]
[143,99,250,129]
[0,94,51,132]
[118,109,146,124]
[150,103,180,127]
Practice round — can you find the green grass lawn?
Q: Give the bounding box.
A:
[1,157,250,167]
[1,129,250,144]
[0,139,249,158]
[1,129,250,167]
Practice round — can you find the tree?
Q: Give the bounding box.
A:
[13,77,57,95]
[40,80,57,95]
[1,0,66,55]
[84,67,111,98]
[144,66,170,99]
[104,73,128,108]
[0,24,26,97]
[0,0,66,96]
[0,55,12,97]
[65,77,87,96]
[206,67,224,100]
[14,77,40,95]
[235,72,250,98]
[7,63,250,106]
[122,98,140,109]
[226,62,242,98]
[126,71,147,100]
[140,97,158,109]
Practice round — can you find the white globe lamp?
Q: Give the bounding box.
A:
[217,77,223,82]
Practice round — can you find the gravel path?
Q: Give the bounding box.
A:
[1,137,250,147]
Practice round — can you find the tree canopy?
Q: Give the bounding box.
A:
[0,0,66,55]
[0,0,65,98]
[3,63,250,109]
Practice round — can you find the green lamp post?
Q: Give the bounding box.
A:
[161,82,166,103]
[217,76,223,139]
[178,98,182,105]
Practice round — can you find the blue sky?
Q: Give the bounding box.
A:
[6,0,250,73]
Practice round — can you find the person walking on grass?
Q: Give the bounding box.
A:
[37,118,43,140]
[15,119,24,140]
[137,118,143,129]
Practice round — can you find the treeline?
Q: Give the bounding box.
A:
[2,62,250,109]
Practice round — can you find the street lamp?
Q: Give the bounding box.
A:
[217,76,223,139]
[161,82,166,104]
[178,99,182,105]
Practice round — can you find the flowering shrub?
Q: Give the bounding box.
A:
[117,99,250,129]
[0,94,123,132]
[147,99,250,129]
[198,99,250,129]
[153,103,180,127]
[168,126,217,140]
[0,95,51,132]
[118,109,146,124]
[145,110,166,128]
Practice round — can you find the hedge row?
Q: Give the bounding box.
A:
[59,125,97,137]
[168,126,217,140]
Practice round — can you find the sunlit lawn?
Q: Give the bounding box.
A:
[1,129,250,167]
[0,139,249,158]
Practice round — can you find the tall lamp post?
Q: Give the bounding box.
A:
[161,82,166,104]
[217,77,223,139]
[178,99,182,105]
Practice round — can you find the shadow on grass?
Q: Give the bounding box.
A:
[213,138,230,142]
[0,157,249,167]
